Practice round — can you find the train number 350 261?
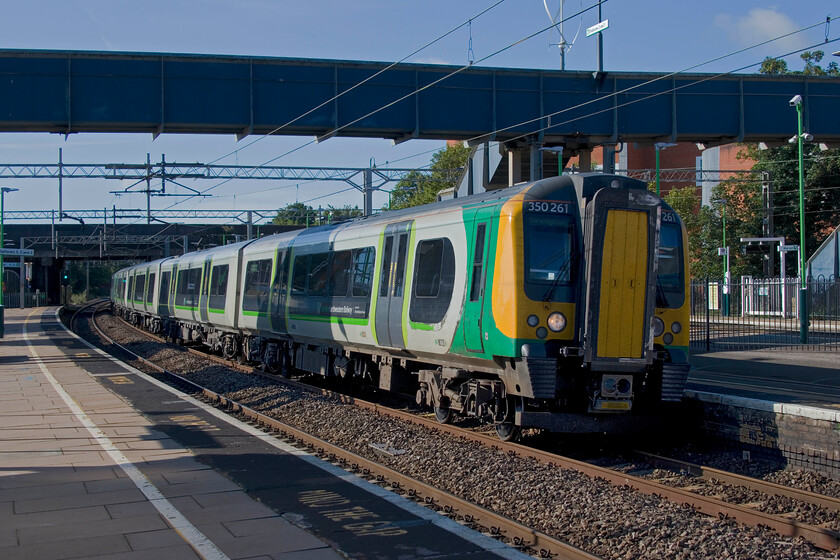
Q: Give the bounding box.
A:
[527,201,569,213]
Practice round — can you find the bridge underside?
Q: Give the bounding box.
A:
[1,49,838,149]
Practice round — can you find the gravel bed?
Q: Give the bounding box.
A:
[87,312,839,560]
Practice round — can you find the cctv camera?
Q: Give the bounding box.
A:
[789,94,803,107]
[803,133,813,142]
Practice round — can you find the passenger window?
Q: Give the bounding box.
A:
[134,275,146,302]
[469,224,487,302]
[145,273,156,305]
[159,271,171,305]
[379,237,393,297]
[308,253,330,296]
[243,259,272,313]
[329,251,352,297]
[209,264,229,310]
[409,238,456,324]
[292,255,308,294]
[351,247,375,297]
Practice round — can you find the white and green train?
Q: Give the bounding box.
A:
[112,173,690,440]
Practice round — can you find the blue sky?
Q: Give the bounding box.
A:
[0,0,836,221]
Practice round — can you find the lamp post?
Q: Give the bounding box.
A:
[713,198,729,316]
[789,95,809,343]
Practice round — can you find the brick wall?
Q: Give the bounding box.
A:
[688,391,840,479]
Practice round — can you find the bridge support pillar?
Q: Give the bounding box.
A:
[602,145,616,174]
[529,142,543,181]
[508,149,522,186]
[578,150,592,172]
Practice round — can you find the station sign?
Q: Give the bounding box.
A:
[0,248,33,256]
[586,20,609,37]
[779,245,799,252]
[3,261,20,268]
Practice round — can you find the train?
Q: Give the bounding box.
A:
[111,173,690,440]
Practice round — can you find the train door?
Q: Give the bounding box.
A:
[199,258,212,322]
[463,208,492,353]
[270,250,289,332]
[583,188,658,363]
[168,264,178,314]
[375,221,412,348]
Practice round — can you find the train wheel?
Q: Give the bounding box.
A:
[434,406,453,424]
[495,396,521,442]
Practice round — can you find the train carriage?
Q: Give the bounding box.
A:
[112,173,690,440]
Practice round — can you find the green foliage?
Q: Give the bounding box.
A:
[272,202,362,227]
[739,143,840,275]
[273,202,316,226]
[388,143,469,210]
[65,261,122,298]
[761,50,839,77]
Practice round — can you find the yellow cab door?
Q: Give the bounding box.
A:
[597,209,648,358]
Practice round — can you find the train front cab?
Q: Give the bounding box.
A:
[500,175,689,434]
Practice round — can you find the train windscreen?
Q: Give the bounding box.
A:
[656,220,685,308]
[523,212,576,301]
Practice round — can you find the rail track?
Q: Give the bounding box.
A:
[72,301,601,560]
[70,303,840,558]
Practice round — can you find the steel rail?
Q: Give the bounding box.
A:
[103,309,840,552]
[632,451,840,513]
[86,307,600,560]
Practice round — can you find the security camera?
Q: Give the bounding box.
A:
[789,94,803,107]
[803,133,813,142]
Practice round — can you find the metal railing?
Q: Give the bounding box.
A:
[690,277,839,352]
[2,292,48,309]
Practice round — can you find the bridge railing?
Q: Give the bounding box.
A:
[690,277,840,352]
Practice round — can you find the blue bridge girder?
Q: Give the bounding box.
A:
[1,49,839,146]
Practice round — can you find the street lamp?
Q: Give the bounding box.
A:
[713,198,729,316]
[789,95,810,343]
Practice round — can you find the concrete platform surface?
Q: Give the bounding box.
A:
[0,306,528,560]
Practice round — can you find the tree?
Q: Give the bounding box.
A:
[272,202,315,227]
[753,49,840,276]
[388,143,469,210]
[739,143,840,276]
[326,205,363,222]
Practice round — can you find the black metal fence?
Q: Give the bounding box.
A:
[690,277,840,352]
[2,292,48,309]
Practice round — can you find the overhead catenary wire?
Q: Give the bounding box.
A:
[159,9,837,221]
[384,16,840,168]
[206,0,505,167]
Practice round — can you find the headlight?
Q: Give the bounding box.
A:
[617,378,632,395]
[663,333,674,345]
[547,312,566,332]
[527,314,540,327]
[652,317,665,337]
[536,327,548,339]
[671,322,682,334]
[602,376,617,394]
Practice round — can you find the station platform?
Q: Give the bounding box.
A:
[688,348,840,408]
[0,307,527,560]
